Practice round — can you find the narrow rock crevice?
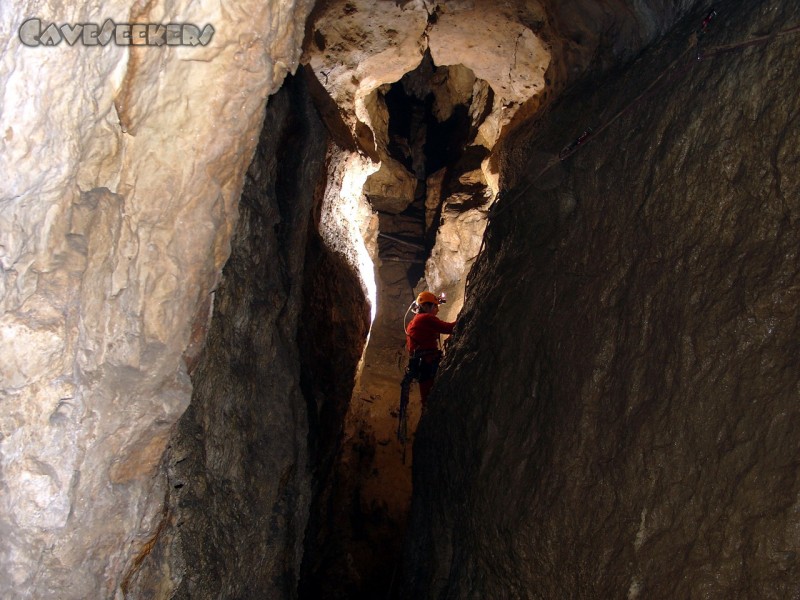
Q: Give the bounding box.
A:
[298,50,495,599]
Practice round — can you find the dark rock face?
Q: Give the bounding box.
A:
[407,1,800,597]
[123,74,369,598]
[297,219,373,600]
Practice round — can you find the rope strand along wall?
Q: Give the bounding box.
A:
[465,12,800,290]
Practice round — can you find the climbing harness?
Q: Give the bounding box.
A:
[397,348,441,446]
[465,8,800,289]
[559,127,594,160]
[700,9,718,34]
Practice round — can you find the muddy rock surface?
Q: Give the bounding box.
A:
[407,1,800,597]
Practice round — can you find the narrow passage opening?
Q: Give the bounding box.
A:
[302,54,493,599]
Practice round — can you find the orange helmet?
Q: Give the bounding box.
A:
[416,291,439,306]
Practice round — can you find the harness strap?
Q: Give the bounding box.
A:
[411,348,441,359]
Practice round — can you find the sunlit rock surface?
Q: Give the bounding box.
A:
[0,0,314,596]
[408,0,800,597]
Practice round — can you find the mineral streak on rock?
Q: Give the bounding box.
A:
[407,0,800,597]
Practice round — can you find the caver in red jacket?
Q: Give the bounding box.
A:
[405,312,455,405]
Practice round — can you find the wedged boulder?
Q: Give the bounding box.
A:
[364,156,418,214]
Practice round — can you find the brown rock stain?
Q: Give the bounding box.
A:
[119,491,170,596]
[109,426,172,484]
[114,0,161,134]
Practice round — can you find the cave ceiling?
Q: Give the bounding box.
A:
[301,0,702,207]
[302,0,550,154]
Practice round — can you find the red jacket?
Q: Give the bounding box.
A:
[406,313,456,353]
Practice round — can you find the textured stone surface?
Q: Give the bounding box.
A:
[363,156,418,214]
[0,0,314,596]
[300,4,711,598]
[303,0,429,139]
[6,0,786,597]
[427,1,550,148]
[424,149,493,321]
[125,72,369,598]
[298,159,375,600]
[316,150,380,313]
[406,1,800,597]
[360,84,418,214]
[120,72,345,598]
[303,0,707,357]
[302,0,550,154]
[303,0,703,157]
[299,147,420,598]
[301,254,422,599]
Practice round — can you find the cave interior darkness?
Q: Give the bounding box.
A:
[380,52,486,250]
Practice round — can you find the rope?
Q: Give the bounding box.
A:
[378,232,426,251]
[701,23,800,57]
[465,17,800,285]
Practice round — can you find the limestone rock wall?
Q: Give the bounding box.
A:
[425,150,493,322]
[121,72,353,598]
[0,0,314,596]
[297,192,374,599]
[303,0,552,163]
[407,0,800,597]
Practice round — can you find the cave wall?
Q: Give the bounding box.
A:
[0,1,315,596]
[122,74,370,597]
[407,0,800,597]
[297,148,376,599]
[3,0,795,596]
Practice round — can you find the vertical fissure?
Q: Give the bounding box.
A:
[299,53,494,598]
